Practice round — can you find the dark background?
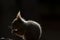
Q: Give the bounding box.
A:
[0,0,60,40]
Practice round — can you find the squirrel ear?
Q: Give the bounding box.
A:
[16,11,21,19]
[12,11,21,24]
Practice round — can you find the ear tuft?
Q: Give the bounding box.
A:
[16,11,21,18]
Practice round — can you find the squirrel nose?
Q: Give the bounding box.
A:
[11,28,18,33]
[14,29,18,31]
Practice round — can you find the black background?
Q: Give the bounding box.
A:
[0,0,60,40]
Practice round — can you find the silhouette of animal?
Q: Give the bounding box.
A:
[11,11,42,40]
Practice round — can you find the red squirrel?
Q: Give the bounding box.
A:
[11,11,42,40]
